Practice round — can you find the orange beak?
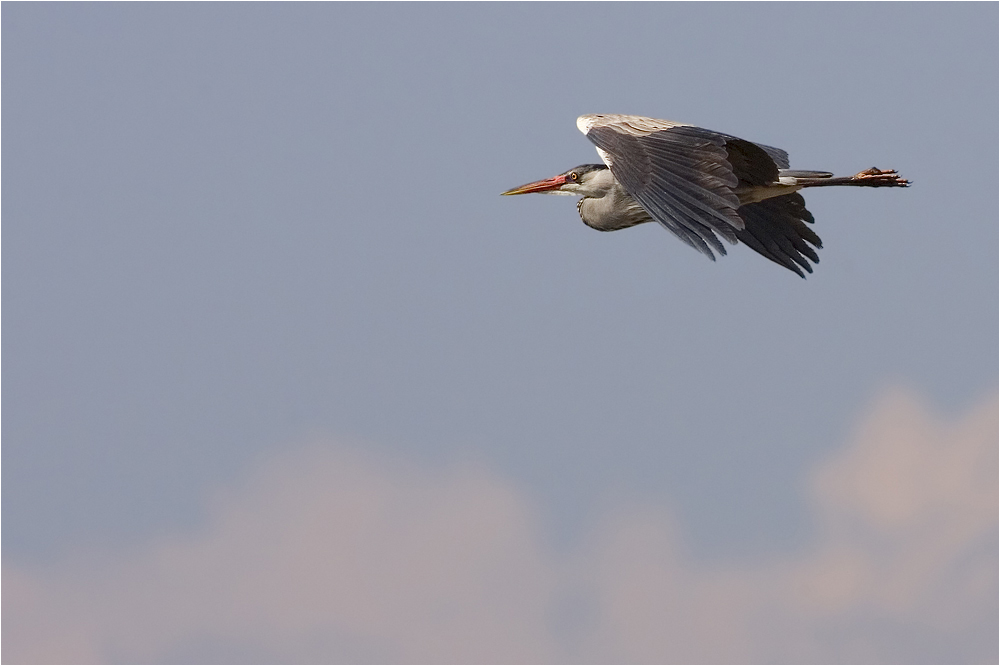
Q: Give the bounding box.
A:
[501,174,568,196]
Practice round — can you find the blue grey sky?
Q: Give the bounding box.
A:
[3,3,997,663]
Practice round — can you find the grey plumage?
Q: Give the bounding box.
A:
[502,114,909,277]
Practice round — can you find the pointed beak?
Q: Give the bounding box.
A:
[501,174,568,196]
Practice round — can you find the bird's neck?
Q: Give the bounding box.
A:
[577,168,617,198]
[577,179,652,232]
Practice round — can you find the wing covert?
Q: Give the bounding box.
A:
[753,142,790,169]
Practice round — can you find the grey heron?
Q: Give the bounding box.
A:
[502,114,909,277]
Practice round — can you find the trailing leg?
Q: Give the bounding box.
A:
[796,167,910,188]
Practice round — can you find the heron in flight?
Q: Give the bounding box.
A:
[502,114,908,276]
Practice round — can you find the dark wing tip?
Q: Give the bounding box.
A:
[736,193,823,277]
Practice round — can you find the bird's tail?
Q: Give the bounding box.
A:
[784,167,910,188]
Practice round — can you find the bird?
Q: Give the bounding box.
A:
[502,114,909,277]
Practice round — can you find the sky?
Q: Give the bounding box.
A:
[3,3,997,663]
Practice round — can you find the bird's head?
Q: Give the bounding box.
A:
[501,164,611,197]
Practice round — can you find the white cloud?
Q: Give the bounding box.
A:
[573,388,998,664]
[4,388,997,663]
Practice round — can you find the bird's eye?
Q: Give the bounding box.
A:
[570,172,579,181]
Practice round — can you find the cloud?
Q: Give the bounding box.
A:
[4,451,560,664]
[575,388,998,664]
[4,388,997,664]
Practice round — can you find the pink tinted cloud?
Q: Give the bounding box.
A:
[4,388,997,663]
[578,389,997,663]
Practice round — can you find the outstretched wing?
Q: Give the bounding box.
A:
[734,193,822,278]
[577,114,784,261]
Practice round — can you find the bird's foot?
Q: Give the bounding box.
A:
[851,167,910,187]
